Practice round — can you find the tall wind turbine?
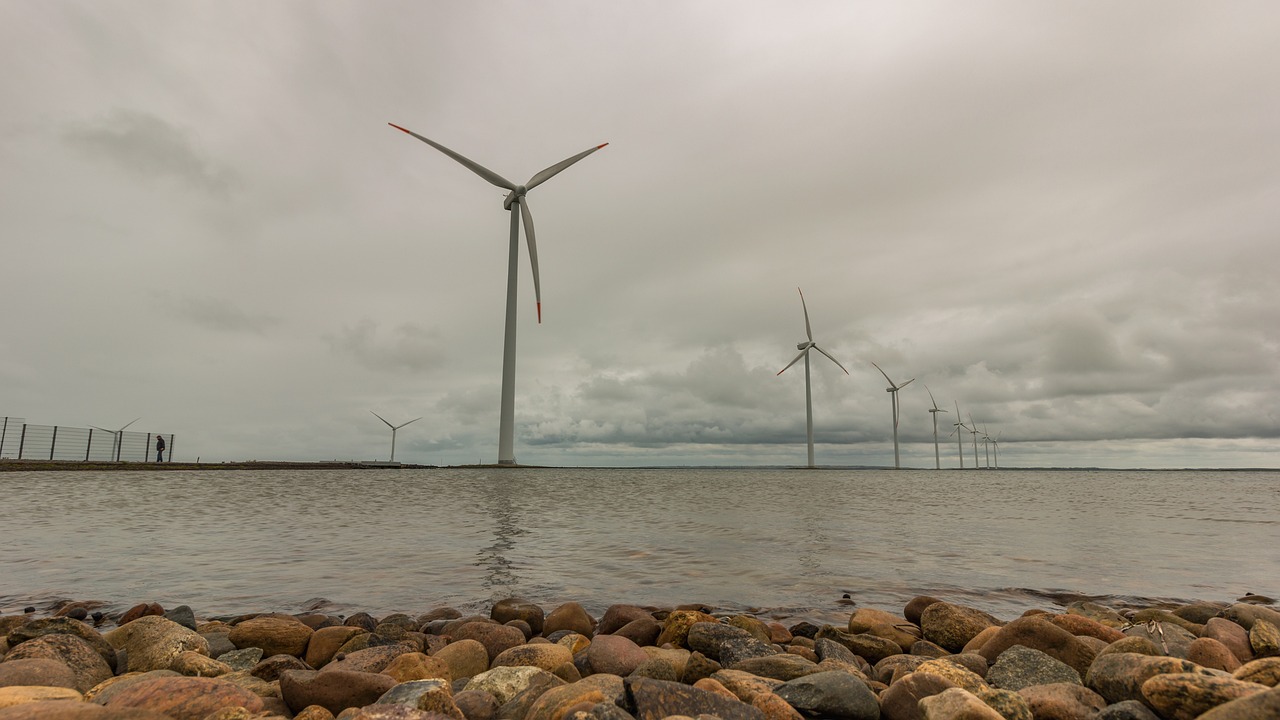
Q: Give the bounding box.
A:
[991,431,1002,469]
[949,401,966,469]
[778,288,848,469]
[371,411,421,463]
[91,417,139,462]
[968,413,981,468]
[924,386,947,470]
[982,425,993,469]
[389,124,607,466]
[871,362,914,469]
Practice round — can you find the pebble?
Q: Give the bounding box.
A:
[1,593,1278,719]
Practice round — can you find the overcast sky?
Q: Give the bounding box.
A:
[2,2,1277,468]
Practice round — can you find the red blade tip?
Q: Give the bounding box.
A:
[537,302,542,324]
[597,143,609,149]
[388,123,410,133]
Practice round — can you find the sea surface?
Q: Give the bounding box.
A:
[1,467,1276,624]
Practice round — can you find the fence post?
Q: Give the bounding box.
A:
[169,435,175,463]
[0,416,8,457]
[19,424,27,460]
[50,425,58,461]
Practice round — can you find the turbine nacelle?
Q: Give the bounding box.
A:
[797,341,815,351]
[502,186,528,210]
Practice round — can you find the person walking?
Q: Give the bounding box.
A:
[155,434,166,463]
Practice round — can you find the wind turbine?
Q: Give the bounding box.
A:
[389,123,607,466]
[371,411,421,463]
[991,431,1002,469]
[90,417,139,462]
[777,288,848,469]
[948,402,966,469]
[871,362,914,469]
[968,413,981,468]
[924,386,947,470]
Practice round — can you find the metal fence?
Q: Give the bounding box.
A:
[0,417,175,462]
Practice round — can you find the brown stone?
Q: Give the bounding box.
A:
[1250,619,1280,657]
[730,654,821,682]
[117,603,164,626]
[1205,617,1254,664]
[103,615,209,673]
[170,650,232,677]
[596,605,653,636]
[879,672,957,720]
[323,644,412,674]
[916,687,1003,719]
[914,658,988,694]
[1016,682,1106,720]
[1141,672,1269,720]
[975,687,1032,720]
[250,653,312,681]
[305,626,366,669]
[491,644,573,673]
[1234,657,1280,687]
[451,623,526,664]
[1189,637,1244,672]
[750,691,803,720]
[542,603,596,638]
[613,618,661,647]
[228,616,314,658]
[5,619,117,669]
[102,675,265,720]
[279,668,397,715]
[0,686,82,707]
[0,699,170,720]
[2,635,113,693]
[0,659,79,690]
[1044,613,1126,644]
[903,596,943,626]
[453,689,498,720]
[654,610,717,649]
[490,599,545,636]
[1195,686,1280,720]
[1097,636,1162,658]
[1084,652,1211,705]
[382,652,453,683]
[919,602,1001,653]
[293,706,337,720]
[434,639,491,680]
[767,623,793,645]
[692,678,739,701]
[977,615,1096,678]
[627,676,762,720]
[525,675,624,720]
[709,669,783,703]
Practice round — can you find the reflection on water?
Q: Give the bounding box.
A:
[0,467,1276,622]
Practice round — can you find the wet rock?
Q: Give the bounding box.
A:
[1129,609,1203,637]
[382,652,453,683]
[904,596,943,626]
[975,687,1032,720]
[773,670,878,720]
[0,685,83,706]
[709,669,782,703]
[3,634,113,693]
[490,600,544,638]
[229,615,314,658]
[1173,601,1227,625]
[101,675,265,720]
[1065,601,1127,629]
[466,666,560,705]
[914,658,988,694]
[687,622,777,666]
[919,602,1001,653]
[305,626,366,668]
[117,603,165,626]
[435,639,492,681]
[6,618,116,669]
[583,635,646,677]
[82,669,180,704]
[1094,699,1160,720]
[542,603,596,639]
[679,652,721,685]
[279,668,398,715]
[1123,621,1196,658]
[0,658,79,690]
[376,678,464,719]
[1084,652,1211,705]
[104,616,209,673]
[170,649,231,677]
[655,611,718,649]
[909,640,950,658]
[203,632,236,659]
[323,644,414,674]
[875,655,926,685]
[767,624,793,645]
[0,699,168,720]
[452,623,527,664]
[1141,671,1269,720]
[345,613,380,632]
[814,626,901,664]
[729,654,821,682]
[492,643,573,673]
[162,606,197,631]
[1204,617,1254,664]
[217,647,263,671]
[251,653,312,681]
[1188,637,1243,672]
[626,676,762,720]
[1097,636,1162,658]
[726,616,773,646]
[750,691,804,720]
[916,687,1003,719]
[597,606,652,636]
[613,618,661,648]
[1222,604,1280,632]
[1194,686,1280,719]
[978,615,1097,678]
[1250,618,1280,657]
[879,672,957,720]
[986,644,1082,691]
[1234,656,1280,686]
[1016,682,1106,719]
[454,689,499,720]
[1045,613,1126,644]
[526,675,624,720]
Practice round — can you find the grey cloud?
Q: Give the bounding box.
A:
[325,319,446,374]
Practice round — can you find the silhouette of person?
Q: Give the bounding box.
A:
[155,435,166,463]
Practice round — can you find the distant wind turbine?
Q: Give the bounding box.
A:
[371,411,421,463]
[871,362,914,469]
[982,425,993,469]
[924,386,948,470]
[778,288,848,468]
[90,417,139,462]
[389,123,607,466]
[948,401,966,469]
[991,431,1002,469]
[968,413,981,468]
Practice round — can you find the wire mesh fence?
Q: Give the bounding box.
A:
[1,417,174,462]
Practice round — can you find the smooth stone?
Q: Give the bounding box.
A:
[654,611,718,649]
[345,613,380,632]
[919,602,1001,653]
[466,666,559,705]
[217,669,278,699]
[1222,604,1280,632]
[324,644,413,675]
[686,623,777,666]
[875,655,926,685]
[344,707,445,720]
[1141,671,1269,720]
[2,635,113,693]
[163,606,197,631]
[1204,617,1254,664]
[376,678,463,719]
[251,653,312,681]
[916,687,1003,719]
[693,678,739,701]
[1094,699,1160,720]
[768,624,793,645]
[1065,601,1127,628]
[1122,621,1196,658]
[454,689,499,720]
[1016,682,1106,719]
[542,603,596,639]
[729,654,821,682]
[975,687,1032,720]
[586,635,648,677]
[979,616,1096,678]
[750,691,804,720]
[382,652,453,683]
[814,626,901,664]
[879,672,957,720]
[100,675,264,720]
[103,616,209,673]
[6,618,117,669]
[490,600,545,637]
[679,652,722,685]
[170,650,232,677]
[814,638,861,667]
[1098,636,1162,658]
[986,645,1082,691]
[626,676,761,720]
[596,606,653,636]
[492,668,567,720]
[0,686,83,707]
[910,640,951,658]
[914,658,988,694]
[1250,619,1280,657]
[726,616,772,646]
[492,643,573,673]
[1234,656,1280,686]
[0,699,170,720]
[279,668,398,715]
[117,603,165,627]
[228,616,314,658]
[306,626,367,668]
[1194,686,1280,719]
[848,608,907,633]
[1189,637,1243,672]
[1084,652,1212,704]
[203,633,236,659]
[773,670,879,720]
[1045,613,1127,644]
[1173,602,1228,625]
[709,669,782,703]
[452,624,526,664]
[0,659,79,690]
[904,596,944,626]
[82,670,179,704]
[613,618,661,648]
[217,647,264,672]
[435,639,492,680]
[525,675,624,720]
[1129,609,1203,637]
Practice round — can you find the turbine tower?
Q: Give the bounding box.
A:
[91,417,139,462]
[982,425,992,468]
[871,362,914,469]
[949,401,966,469]
[371,411,421,463]
[924,386,947,470]
[777,288,848,468]
[389,124,606,465]
[991,431,1002,469]
[968,413,981,468]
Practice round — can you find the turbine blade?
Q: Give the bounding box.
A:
[871,361,894,387]
[798,288,813,342]
[371,410,394,429]
[396,417,424,430]
[120,417,140,431]
[777,349,807,376]
[813,345,850,374]
[925,384,941,410]
[899,377,915,390]
[388,124,517,190]
[525,143,609,191]
[518,199,542,323]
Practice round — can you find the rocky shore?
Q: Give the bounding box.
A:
[1,595,1278,720]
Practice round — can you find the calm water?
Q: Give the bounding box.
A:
[1,468,1276,623]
